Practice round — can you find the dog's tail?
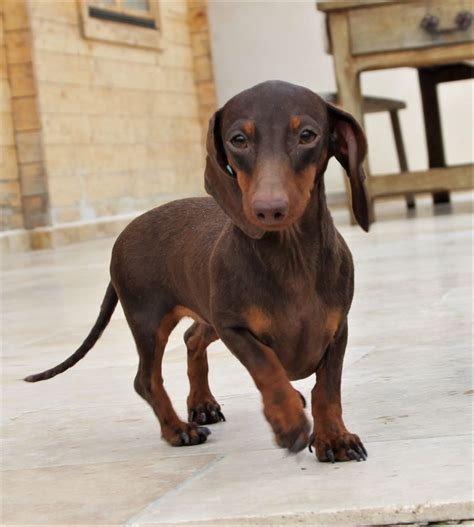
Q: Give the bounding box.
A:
[24,282,118,383]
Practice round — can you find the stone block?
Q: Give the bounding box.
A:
[15,130,43,163]
[21,193,50,228]
[1,146,19,179]
[8,62,35,97]
[197,80,216,107]
[19,162,46,196]
[0,110,14,144]
[48,175,81,208]
[42,114,91,145]
[3,0,29,31]
[194,54,212,82]
[5,29,32,64]
[12,96,40,131]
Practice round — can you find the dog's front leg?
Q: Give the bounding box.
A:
[310,320,367,462]
[217,326,310,453]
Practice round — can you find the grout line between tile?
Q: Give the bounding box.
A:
[125,454,227,527]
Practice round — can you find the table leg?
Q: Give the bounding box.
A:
[417,67,450,205]
[328,11,375,225]
[389,110,415,209]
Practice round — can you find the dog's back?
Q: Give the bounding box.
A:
[110,197,228,320]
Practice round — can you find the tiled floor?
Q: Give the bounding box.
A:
[1,194,473,526]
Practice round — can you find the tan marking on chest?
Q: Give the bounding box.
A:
[243,306,272,334]
[325,308,342,338]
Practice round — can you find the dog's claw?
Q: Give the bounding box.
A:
[310,431,366,463]
[289,431,308,453]
[169,425,211,447]
[347,448,362,461]
[354,445,367,460]
[326,449,335,463]
[197,426,211,443]
[188,401,224,425]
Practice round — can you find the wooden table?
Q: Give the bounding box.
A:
[317,0,474,222]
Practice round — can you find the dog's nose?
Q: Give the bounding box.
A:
[252,198,289,225]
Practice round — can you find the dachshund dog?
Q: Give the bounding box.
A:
[26,80,369,463]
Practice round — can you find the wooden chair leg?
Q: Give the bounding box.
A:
[389,110,415,209]
[418,67,450,205]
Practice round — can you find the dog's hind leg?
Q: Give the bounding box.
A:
[184,322,225,425]
[130,308,211,447]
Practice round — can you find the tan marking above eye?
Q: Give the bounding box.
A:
[243,121,255,136]
[290,116,301,131]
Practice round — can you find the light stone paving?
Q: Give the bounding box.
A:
[1,195,473,526]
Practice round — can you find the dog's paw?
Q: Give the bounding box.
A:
[309,430,367,462]
[264,392,310,453]
[273,413,311,453]
[162,422,211,447]
[188,398,225,425]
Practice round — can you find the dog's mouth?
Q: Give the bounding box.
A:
[255,221,293,232]
[247,211,301,233]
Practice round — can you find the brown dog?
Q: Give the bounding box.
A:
[25,80,369,463]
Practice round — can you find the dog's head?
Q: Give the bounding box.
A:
[205,80,369,239]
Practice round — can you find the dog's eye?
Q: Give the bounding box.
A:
[230,134,248,149]
[299,129,317,144]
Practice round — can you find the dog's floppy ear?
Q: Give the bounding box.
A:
[327,102,370,232]
[205,110,265,239]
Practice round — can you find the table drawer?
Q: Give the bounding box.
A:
[349,1,474,55]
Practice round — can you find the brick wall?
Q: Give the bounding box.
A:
[29,0,208,226]
[188,0,218,132]
[2,0,49,232]
[0,0,218,247]
[0,2,23,230]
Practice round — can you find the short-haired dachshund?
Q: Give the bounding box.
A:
[26,80,369,463]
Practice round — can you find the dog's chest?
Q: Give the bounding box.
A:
[245,296,341,380]
[281,304,339,380]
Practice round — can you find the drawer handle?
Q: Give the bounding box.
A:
[420,11,472,34]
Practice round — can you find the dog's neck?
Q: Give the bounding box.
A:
[240,177,337,280]
[295,176,335,246]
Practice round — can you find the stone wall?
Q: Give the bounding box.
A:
[188,0,218,132]
[0,1,23,231]
[1,0,217,249]
[2,0,48,233]
[31,0,206,225]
